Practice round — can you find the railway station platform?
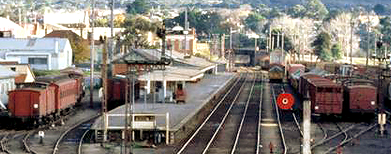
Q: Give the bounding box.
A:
[91,73,236,145]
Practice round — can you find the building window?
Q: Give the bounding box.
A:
[28,58,47,64]
[10,67,16,71]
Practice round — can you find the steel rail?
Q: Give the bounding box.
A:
[0,133,10,154]
[176,74,244,154]
[256,73,264,154]
[231,73,257,154]
[201,74,249,154]
[271,85,287,154]
[311,124,356,149]
[324,123,377,154]
[23,130,38,154]
[292,113,303,137]
[52,114,100,154]
[77,129,90,154]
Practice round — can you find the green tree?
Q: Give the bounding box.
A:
[126,0,149,15]
[374,4,387,15]
[304,0,329,20]
[269,7,282,19]
[165,9,225,37]
[94,18,108,27]
[379,17,391,47]
[287,4,306,18]
[312,31,332,61]
[331,43,343,60]
[244,12,266,33]
[121,15,159,49]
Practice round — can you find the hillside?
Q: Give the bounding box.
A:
[160,0,391,9]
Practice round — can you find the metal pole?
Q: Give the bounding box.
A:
[277,32,280,49]
[230,27,233,50]
[375,34,377,64]
[108,0,114,78]
[303,100,311,154]
[124,74,129,154]
[351,21,354,65]
[90,0,95,108]
[269,26,272,52]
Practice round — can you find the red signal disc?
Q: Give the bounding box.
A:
[277,93,295,110]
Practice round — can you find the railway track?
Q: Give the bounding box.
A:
[311,122,377,154]
[231,73,263,154]
[0,130,34,154]
[176,73,254,154]
[52,114,99,154]
[268,83,287,154]
[272,82,303,153]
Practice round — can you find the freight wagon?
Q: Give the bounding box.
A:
[5,71,85,128]
[342,79,377,113]
[291,72,377,116]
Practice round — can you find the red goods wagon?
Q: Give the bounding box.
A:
[343,79,377,113]
[8,86,56,123]
[106,78,140,110]
[51,79,78,112]
[299,74,325,98]
[308,79,343,114]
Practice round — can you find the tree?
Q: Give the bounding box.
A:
[331,43,343,60]
[374,4,387,15]
[244,12,266,33]
[121,15,160,49]
[379,17,391,46]
[312,31,332,61]
[126,0,149,15]
[304,0,329,20]
[165,9,225,37]
[287,4,306,18]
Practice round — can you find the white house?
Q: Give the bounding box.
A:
[0,38,73,70]
[0,66,18,110]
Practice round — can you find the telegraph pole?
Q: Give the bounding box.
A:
[90,0,95,108]
[109,0,114,78]
[101,37,108,144]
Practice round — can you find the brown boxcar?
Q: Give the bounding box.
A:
[299,74,326,98]
[343,79,377,113]
[307,77,343,114]
[8,86,56,123]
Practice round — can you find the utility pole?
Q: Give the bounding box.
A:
[101,37,108,144]
[109,0,114,78]
[90,0,95,108]
[124,71,129,154]
[367,15,371,66]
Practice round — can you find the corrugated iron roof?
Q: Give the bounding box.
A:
[113,49,215,70]
[0,38,69,51]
